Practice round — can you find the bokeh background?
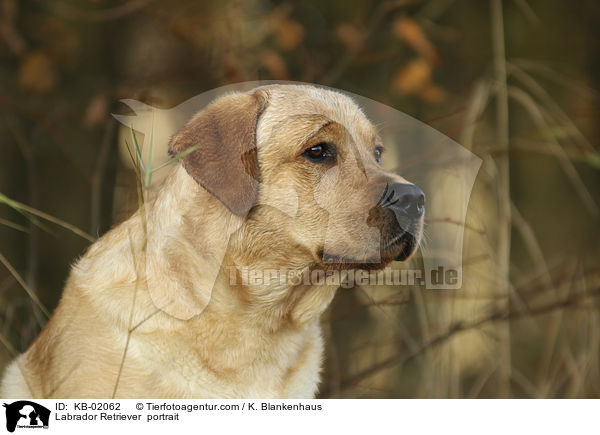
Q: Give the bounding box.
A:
[1,0,599,398]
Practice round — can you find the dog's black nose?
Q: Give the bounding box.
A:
[388,183,425,218]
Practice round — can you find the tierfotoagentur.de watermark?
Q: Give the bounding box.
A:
[227,266,460,288]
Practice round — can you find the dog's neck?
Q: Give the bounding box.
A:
[145,166,338,332]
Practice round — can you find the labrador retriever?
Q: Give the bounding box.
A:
[1,84,424,398]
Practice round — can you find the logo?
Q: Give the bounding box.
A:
[3,401,50,433]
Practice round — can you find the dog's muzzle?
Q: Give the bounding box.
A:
[368,182,425,261]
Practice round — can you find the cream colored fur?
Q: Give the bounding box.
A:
[1,85,420,398]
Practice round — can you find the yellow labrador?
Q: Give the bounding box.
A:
[1,84,424,398]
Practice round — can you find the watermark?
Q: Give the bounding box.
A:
[227,266,459,288]
[3,401,50,433]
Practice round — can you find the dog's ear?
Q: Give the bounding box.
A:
[169,91,268,216]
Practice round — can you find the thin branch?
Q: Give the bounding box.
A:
[507,86,598,215]
[0,193,95,242]
[508,62,594,151]
[320,1,408,85]
[0,330,18,358]
[91,118,117,236]
[0,217,28,233]
[0,251,50,318]
[112,231,141,398]
[510,201,553,291]
[459,79,492,150]
[511,0,540,25]
[491,0,512,398]
[511,58,600,100]
[0,0,26,55]
[44,0,157,22]
[338,286,600,391]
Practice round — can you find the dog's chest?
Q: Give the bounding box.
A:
[131,323,324,398]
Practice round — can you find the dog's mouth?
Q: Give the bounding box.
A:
[384,231,419,262]
[317,230,420,270]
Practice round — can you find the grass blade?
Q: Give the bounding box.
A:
[0,217,28,233]
[150,145,200,173]
[0,193,95,242]
[0,251,50,319]
[144,115,155,188]
[130,126,145,172]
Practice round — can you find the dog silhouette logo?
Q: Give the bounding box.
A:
[3,401,50,432]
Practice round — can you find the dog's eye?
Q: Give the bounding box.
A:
[374,146,383,164]
[303,142,336,163]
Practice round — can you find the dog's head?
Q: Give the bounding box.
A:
[169,84,424,271]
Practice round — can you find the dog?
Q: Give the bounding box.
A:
[0,84,424,398]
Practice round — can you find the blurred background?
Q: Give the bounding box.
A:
[1,0,599,398]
